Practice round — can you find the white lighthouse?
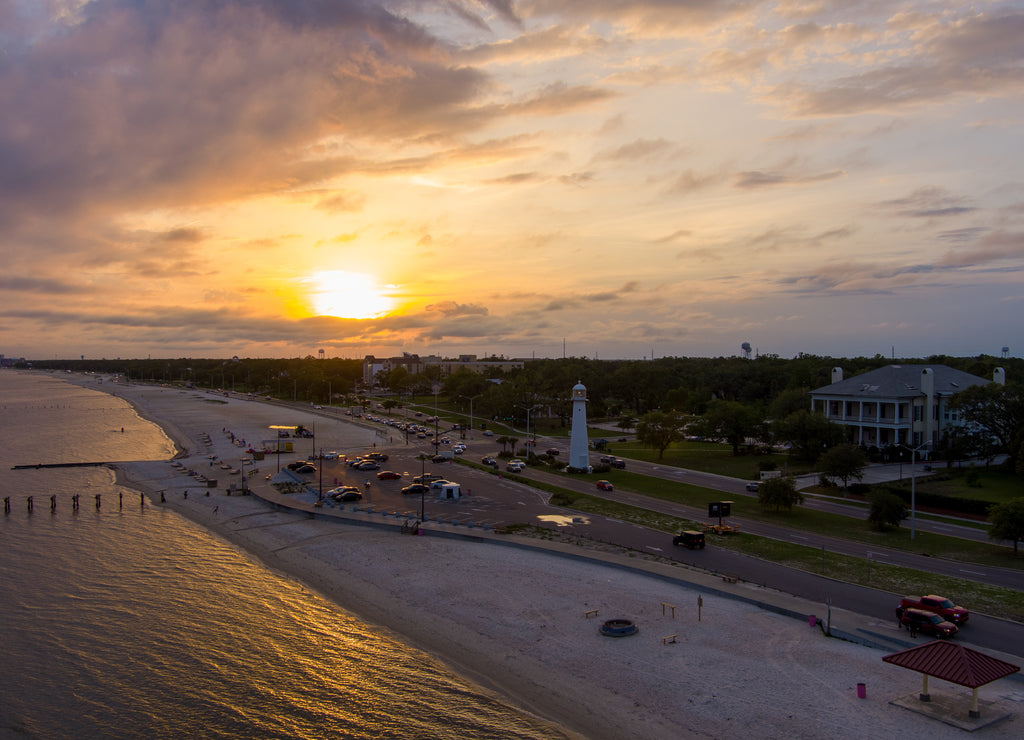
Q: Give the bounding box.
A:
[568,381,590,471]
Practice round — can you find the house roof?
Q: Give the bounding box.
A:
[811,364,989,399]
[882,641,1020,688]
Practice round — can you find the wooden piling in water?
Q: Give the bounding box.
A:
[95,494,101,509]
[4,497,10,514]
[27,496,33,512]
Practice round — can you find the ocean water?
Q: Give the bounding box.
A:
[0,371,563,740]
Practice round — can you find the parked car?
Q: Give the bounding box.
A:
[429,479,455,489]
[900,595,969,625]
[545,448,560,456]
[286,460,307,471]
[900,608,958,638]
[376,470,402,480]
[356,461,380,471]
[596,480,614,491]
[294,464,316,474]
[323,451,341,460]
[673,531,706,550]
[609,458,626,469]
[431,454,450,463]
[481,456,498,467]
[401,483,430,495]
[413,474,443,485]
[745,482,759,492]
[365,452,389,462]
[329,489,362,502]
[346,458,365,467]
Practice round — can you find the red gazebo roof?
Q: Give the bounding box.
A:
[883,641,1020,688]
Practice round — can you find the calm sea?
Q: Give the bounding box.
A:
[0,371,563,740]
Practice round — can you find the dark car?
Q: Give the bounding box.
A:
[329,488,362,502]
[365,452,389,462]
[673,531,706,550]
[376,470,401,480]
[609,458,626,469]
[545,448,560,456]
[356,461,380,471]
[413,474,442,485]
[431,454,449,463]
[481,456,498,467]
[286,460,307,471]
[401,483,430,495]
[294,464,316,474]
[900,608,958,638]
[745,482,759,492]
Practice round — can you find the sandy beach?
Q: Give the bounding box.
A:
[82,377,1022,739]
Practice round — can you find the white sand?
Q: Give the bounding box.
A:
[86,379,1022,740]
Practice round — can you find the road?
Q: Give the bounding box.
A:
[292,402,1024,656]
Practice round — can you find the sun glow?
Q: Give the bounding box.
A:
[308,271,396,319]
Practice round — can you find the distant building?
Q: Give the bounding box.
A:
[809,364,1005,449]
[362,353,525,387]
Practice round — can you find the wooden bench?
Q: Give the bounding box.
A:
[662,634,677,645]
[722,573,739,584]
[584,609,600,619]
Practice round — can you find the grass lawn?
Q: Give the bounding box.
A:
[595,438,815,480]
[883,467,1024,505]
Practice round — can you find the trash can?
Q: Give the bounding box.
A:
[857,683,866,699]
[808,615,817,627]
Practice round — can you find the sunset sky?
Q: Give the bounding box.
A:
[2,0,1022,361]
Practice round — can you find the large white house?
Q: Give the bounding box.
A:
[809,364,1005,449]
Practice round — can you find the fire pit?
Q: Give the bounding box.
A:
[600,619,638,637]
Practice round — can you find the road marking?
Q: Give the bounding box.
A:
[960,569,986,576]
[646,546,663,552]
[790,535,808,540]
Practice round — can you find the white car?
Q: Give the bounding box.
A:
[429,479,455,489]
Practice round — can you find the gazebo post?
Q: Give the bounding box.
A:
[970,687,980,718]
[920,674,930,702]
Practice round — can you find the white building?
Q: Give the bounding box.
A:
[809,364,1004,448]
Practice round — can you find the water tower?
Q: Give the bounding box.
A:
[741,342,752,359]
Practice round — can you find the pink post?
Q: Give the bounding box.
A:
[809,615,816,627]
[857,683,866,699]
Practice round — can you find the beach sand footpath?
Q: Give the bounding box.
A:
[84,379,1022,740]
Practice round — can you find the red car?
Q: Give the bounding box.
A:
[596,480,614,491]
[376,470,402,480]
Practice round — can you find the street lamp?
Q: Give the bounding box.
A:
[461,394,482,440]
[909,441,931,540]
[515,402,541,457]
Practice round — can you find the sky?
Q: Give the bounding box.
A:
[2,0,1022,362]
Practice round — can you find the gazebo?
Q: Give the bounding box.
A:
[883,641,1020,723]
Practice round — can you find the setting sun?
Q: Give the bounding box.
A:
[307,271,396,319]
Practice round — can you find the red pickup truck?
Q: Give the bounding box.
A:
[900,595,969,625]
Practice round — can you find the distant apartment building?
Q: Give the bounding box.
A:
[362,353,525,387]
[809,364,1005,449]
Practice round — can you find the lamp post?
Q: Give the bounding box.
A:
[432,383,442,457]
[909,441,930,540]
[461,394,482,440]
[515,402,541,458]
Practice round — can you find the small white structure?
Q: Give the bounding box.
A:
[436,482,461,500]
[568,381,590,471]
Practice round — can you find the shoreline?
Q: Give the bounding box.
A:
[61,374,1023,739]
